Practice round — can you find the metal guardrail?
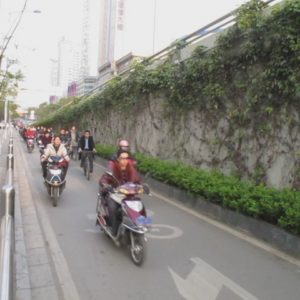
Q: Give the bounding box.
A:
[0,126,15,300]
[84,0,280,99]
[83,0,278,99]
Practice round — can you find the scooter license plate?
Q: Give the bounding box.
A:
[136,216,152,225]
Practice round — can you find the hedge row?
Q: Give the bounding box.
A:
[95,144,300,236]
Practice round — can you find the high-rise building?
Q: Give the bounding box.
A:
[80,0,100,78]
[57,37,81,95]
[49,95,59,105]
[97,0,154,72]
[50,59,59,87]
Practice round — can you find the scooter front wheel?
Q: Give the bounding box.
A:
[129,232,146,266]
[52,187,59,207]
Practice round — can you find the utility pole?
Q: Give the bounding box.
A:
[152,0,157,54]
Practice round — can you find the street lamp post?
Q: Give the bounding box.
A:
[4,97,8,123]
[152,0,157,54]
[0,0,41,124]
[0,0,28,69]
[0,0,41,69]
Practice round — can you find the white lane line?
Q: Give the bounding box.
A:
[94,160,300,267]
[152,191,300,267]
[16,136,81,300]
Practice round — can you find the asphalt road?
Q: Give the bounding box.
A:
[16,134,300,300]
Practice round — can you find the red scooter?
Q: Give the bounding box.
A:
[96,172,152,266]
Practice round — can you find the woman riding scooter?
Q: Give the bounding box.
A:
[41,135,70,179]
[99,149,141,236]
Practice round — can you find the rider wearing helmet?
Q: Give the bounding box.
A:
[119,139,129,151]
[109,139,137,168]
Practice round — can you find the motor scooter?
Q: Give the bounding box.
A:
[26,138,34,153]
[38,140,45,155]
[44,156,66,207]
[96,171,152,266]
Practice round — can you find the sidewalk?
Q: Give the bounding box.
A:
[14,134,62,300]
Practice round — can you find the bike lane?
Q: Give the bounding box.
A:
[19,137,300,300]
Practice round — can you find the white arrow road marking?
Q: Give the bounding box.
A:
[87,213,97,220]
[169,257,259,300]
[86,228,100,234]
[147,224,183,239]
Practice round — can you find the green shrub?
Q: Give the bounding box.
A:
[95,144,117,160]
[96,144,300,235]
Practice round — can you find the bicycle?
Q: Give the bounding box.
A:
[81,150,94,180]
[70,145,78,160]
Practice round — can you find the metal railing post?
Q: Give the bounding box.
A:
[0,128,15,300]
[6,155,14,171]
[0,185,15,300]
[7,143,13,155]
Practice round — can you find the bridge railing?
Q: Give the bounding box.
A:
[0,126,15,300]
[84,0,280,99]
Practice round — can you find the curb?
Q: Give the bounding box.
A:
[14,170,32,300]
[96,156,300,259]
[14,135,62,300]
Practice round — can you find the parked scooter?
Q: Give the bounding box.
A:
[44,156,66,207]
[96,171,152,266]
[26,138,34,153]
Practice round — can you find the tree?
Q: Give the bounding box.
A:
[0,65,23,120]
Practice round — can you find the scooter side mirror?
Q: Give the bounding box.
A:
[105,170,113,177]
[105,170,120,185]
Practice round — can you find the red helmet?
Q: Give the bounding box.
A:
[118,139,129,150]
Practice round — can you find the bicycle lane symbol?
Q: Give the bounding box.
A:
[86,210,183,239]
[145,209,183,240]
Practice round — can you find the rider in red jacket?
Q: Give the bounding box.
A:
[25,127,37,139]
[99,149,141,235]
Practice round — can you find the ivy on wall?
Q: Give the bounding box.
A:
[35,0,300,186]
[37,0,300,128]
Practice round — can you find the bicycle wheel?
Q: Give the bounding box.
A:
[86,160,90,180]
[83,158,87,176]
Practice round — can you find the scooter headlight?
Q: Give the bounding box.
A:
[125,201,143,212]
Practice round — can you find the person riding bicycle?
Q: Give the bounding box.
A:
[70,125,80,159]
[78,130,96,173]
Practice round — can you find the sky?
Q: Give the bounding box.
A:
[0,0,249,109]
